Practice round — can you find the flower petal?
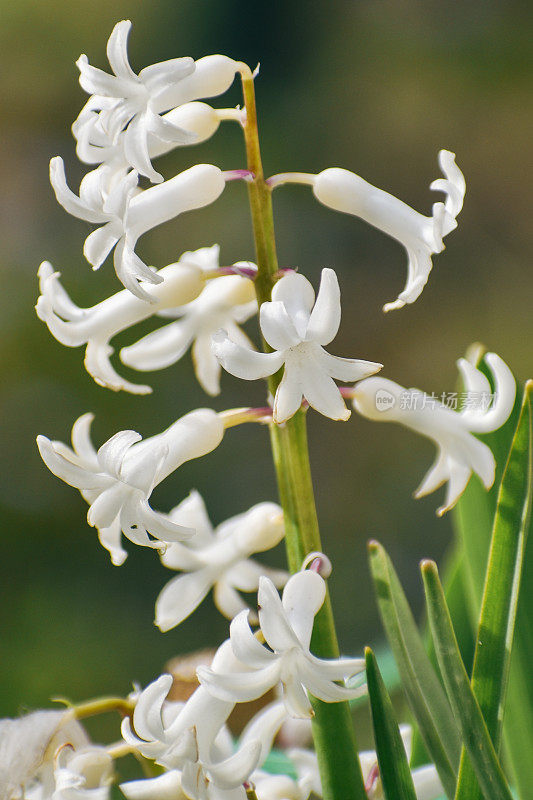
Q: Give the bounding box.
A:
[97,430,141,477]
[50,157,108,224]
[259,301,301,351]
[282,571,325,650]
[212,331,284,380]
[229,610,276,668]
[320,351,382,383]
[197,662,281,704]
[155,570,214,631]
[299,360,350,421]
[258,577,300,653]
[305,268,341,345]
[192,333,222,396]
[106,20,137,82]
[273,365,304,424]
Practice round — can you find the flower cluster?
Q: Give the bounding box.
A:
[25,16,520,800]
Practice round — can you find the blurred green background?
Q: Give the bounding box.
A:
[1,0,532,738]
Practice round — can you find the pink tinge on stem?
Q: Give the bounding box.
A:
[223,169,255,183]
[339,386,356,399]
[216,264,258,280]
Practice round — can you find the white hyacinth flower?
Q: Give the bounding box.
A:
[289,725,444,800]
[73,101,230,176]
[155,491,287,631]
[310,150,465,311]
[121,267,257,396]
[35,256,206,395]
[52,746,113,800]
[50,158,226,300]
[37,409,225,563]
[197,570,366,718]
[76,19,238,182]
[121,643,276,800]
[212,269,382,423]
[351,352,515,515]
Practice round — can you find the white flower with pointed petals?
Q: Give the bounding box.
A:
[36,257,206,395]
[197,570,366,718]
[121,643,269,800]
[37,409,225,561]
[212,269,382,423]
[351,352,515,515]
[155,491,287,631]
[312,150,465,311]
[121,267,257,396]
[50,158,225,300]
[76,20,200,183]
[73,101,226,174]
[52,746,113,800]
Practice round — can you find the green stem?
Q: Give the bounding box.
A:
[237,64,366,800]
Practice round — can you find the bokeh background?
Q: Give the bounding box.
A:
[1,0,532,740]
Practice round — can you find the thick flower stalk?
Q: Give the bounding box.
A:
[269,150,465,312]
[37,409,224,563]
[155,490,287,631]
[197,569,366,718]
[50,160,226,300]
[349,351,515,514]
[75,20,238,183]
[213,269,382,422]
[121,269,257,396]
[36,255,206,394]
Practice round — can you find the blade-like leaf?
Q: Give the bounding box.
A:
[369,541,460,798]
[421,560,514,800]
[365,647,418,800]
[454,381,533,800]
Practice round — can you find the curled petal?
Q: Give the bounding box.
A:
[197,662,281,704]
[229,610,276,668]
[50,157,108,224]
[258,577,300,653]
[282,571,325,650]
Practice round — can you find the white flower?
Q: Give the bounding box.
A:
[289,725,444,800]
[76,20,198,183]
[36,409,225,563]
[49,159,226,300]
[155,490,287,631]
[52,746,113,800]
[212,269,382,423]
[351,352,515,515]
[75,19,238,182]
[121,643,270,800]
[35,255,206,395]
[0,710,88,800]
[197,570,366,718]
[73,101,227,175]
[121,267,257,396]
[311,150,465,311]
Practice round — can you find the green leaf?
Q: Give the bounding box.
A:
[369,541,461,798]
[365,647,418,800]
[455,381,533,799]
[421,560,514,800]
